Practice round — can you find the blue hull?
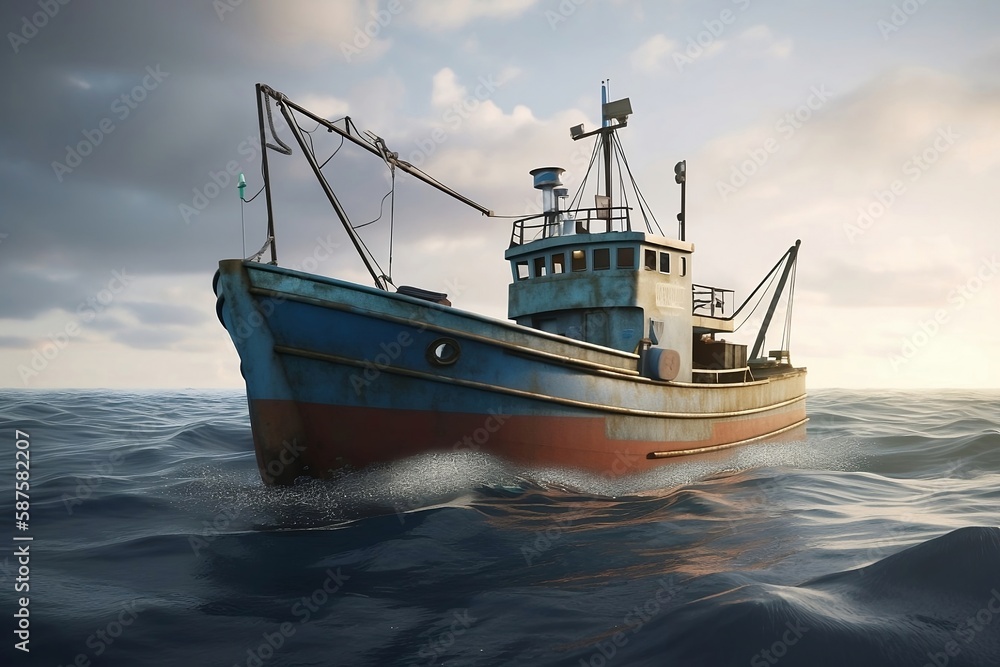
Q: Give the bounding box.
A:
[215,260,807,484]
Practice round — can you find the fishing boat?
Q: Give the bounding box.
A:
[214,83,807,485]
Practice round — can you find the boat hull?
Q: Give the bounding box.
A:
[215,260,808,484]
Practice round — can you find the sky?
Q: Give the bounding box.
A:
[1,0,998,389]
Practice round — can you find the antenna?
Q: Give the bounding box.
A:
[674,160,686,241]
[601,80,609,128]
[238,172,247,258]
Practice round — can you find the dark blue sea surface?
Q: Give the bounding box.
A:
[1,389,999,666]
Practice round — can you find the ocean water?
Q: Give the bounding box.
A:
[1,389,999,667]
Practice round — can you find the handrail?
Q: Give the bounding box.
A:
[510,206,634,246]
[692,283,734,317]
[691,366,753,383]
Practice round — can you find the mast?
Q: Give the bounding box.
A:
[749,240,801,360]
[601,81,612,209]
[570,83,632,226]
[255,84,278,264]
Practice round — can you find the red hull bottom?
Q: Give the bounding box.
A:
[247,399,808,484]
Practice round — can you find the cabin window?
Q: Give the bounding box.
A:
[516,261,529,280]
[644,249,656,271]
[533,256,547,278]
[551,252,565,274]
[571,249,587,272]
[659,252,670,274]
[593,248,611,270]
[617,247,635,269]
[681,257,688,276]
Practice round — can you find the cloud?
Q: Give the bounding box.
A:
[0,336,33,349]
[122,302,206,327]
[739,24,793,58]
[297,95,350,120]
[2,1,998,389]
[684,65,1000,335]
[410,0,538,30]
[112,327,189,350]
[630,34,679,73]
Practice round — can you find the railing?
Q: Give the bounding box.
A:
[691,367,754,384]
[692,283,734,317]
[509,206,634,247]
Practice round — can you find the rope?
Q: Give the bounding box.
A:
[733,267,780,332]
[388,169,395,283]
[319,133,345,170]
[246,236,273,262]
[569,137,602,211]
[242,185,265,203]
[781,258,797,352]
[264,96,292,155]
[352,190,394,229]
[613,132,663,235]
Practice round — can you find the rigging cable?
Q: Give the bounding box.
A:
[286,106,391,281]
[368,132,398,285]
[612,132,663,235]
[780,257,797,353]
[732,266,780,333]
[242,184,265,203]
[319,132,345,170]
[352,190,394,229]
[388,169,395,283]
[613,134,630,227]
[568,137,602,211]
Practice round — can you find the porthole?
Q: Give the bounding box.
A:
[427,338,461,366]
